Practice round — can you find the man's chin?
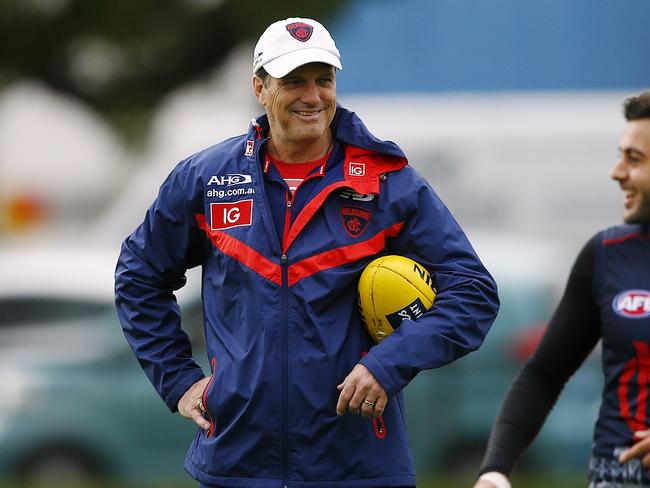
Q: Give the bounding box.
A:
[623,207,650,224]
[291,129,328,144]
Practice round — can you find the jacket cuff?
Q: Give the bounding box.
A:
[359,352,398,396]
[164,368,206,412]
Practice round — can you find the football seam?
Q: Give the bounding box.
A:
[373,264,434,308]
[369,263,378,322]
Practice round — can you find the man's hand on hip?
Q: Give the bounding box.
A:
[336,363,387,418]
[178,376,212,431]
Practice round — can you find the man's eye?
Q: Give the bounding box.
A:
[629,153,643,163]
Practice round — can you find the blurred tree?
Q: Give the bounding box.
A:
[0,0,348,144]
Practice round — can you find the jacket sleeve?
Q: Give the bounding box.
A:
[359,171,500,396]
[114,161,207,412]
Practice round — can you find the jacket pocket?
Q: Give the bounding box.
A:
[372,416,387,440]
[202,356,217,437]
[361,350,388,440]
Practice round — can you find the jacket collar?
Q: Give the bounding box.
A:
[246,106,408,193]
[330,105,406,159]
[245,104,408,164]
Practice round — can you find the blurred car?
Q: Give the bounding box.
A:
[0,237,603,485]
[0,246,205,485]
[404,234,603,477]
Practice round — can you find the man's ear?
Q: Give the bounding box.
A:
[252,75,265,106]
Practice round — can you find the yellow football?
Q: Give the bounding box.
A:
[358,255,437,343]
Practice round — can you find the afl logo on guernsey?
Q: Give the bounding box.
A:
[612,290,650,319]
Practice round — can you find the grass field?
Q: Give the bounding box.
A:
[0,474,588,488]
[419,473,587,487]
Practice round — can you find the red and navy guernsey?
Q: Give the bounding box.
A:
[590,224,650,484]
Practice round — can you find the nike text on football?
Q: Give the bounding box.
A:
[210,199,253,230]
[348,162,366,177]
[386,298,426,329]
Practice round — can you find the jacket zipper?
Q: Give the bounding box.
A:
[254,137,283,259]
[202,357,217,437]
[280,252,289,487]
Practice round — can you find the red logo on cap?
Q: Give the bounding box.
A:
[286,22,313,42]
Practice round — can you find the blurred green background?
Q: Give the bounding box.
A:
[2,0,649,486]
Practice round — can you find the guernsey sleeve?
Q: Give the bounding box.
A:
[478,234,601,477]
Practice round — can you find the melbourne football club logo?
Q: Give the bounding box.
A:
[612,289,650,319]
[286,22,313,42]
[340,206,371,238]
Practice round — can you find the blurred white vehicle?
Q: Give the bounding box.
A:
[0,245,203,485]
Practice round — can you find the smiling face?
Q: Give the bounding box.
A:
[253,62,336,161]
[610,118,650,224]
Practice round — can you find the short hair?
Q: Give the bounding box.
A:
[623,91,650,121]
[254,67,271,87]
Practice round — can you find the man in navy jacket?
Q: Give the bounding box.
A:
[115,17,499,488]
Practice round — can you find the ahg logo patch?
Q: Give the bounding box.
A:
[211,199,253,230]
[207,174,253,186]
[612,289,650,319]
[340,206,371,238]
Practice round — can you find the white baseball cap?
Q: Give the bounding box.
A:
[253,17,342,78]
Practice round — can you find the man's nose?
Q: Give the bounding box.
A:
[610,157,626,182]
[301,81,320,104]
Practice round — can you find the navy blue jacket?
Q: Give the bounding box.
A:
[115,106,499,487]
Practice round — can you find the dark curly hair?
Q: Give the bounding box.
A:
[623,91,650,121]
